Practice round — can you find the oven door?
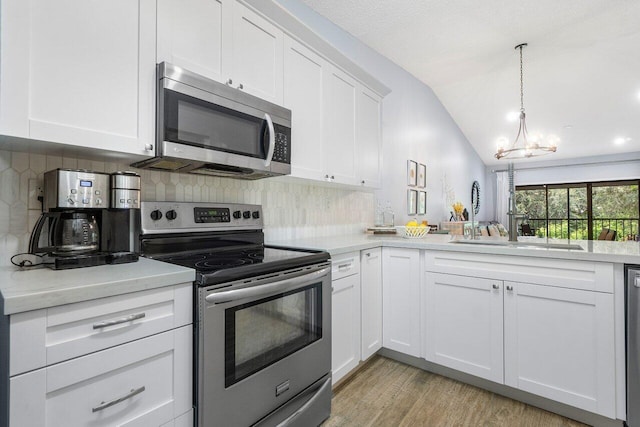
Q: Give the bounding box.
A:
[198,263,331,427]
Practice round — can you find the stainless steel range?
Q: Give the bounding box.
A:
[138,202,332,427]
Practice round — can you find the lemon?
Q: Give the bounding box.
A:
[406,220,418,227]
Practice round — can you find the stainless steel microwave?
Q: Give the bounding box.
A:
[132,62,291,179]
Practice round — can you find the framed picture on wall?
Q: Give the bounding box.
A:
[418,163,426,188]
[418,191,427,215]
[407,160,417,186]
[407,189,418,214]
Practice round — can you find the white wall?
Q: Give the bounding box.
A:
[270,0,488,225]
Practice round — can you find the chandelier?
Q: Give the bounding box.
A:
[495,43,558,160]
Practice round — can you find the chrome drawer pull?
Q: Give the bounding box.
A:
[92,386,146,412]
[337,263,352,270]
[92,312,146,330]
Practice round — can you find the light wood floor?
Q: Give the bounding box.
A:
[323,356,588,427]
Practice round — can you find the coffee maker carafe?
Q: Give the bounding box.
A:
[33,211,100,254]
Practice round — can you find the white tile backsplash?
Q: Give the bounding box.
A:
[0,150,374,265]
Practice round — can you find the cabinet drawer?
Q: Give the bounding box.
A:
[331,252,360,281]
[10,325,192,427]
[10,283,192,376]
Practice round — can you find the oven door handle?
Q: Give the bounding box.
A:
[276,376,332,427]
[205,267,329,304]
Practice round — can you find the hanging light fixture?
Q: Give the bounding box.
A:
[495,43,558,160]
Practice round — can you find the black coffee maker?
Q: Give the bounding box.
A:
[29,169,140,269]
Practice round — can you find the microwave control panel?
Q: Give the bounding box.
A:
[271,125,290,164]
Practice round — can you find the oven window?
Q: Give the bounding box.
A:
[164,89,266,158]
[225,283,322,387]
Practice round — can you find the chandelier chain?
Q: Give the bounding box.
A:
[519,45,524,111]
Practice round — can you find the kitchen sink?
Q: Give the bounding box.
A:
[449,239,584,250]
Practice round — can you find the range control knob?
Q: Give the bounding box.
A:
[150,209,163,221]
[166,210,177,221]
[243,210,251,219]
[252,211,260,219]
[233,210,242,219]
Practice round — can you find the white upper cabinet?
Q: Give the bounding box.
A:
[323,64,358,186]
[0,0,156,157]
[158,0,283,105]
[283,36,325,180]
[157,0,230,84]
[230,3,284,104]
[356,87,382,188]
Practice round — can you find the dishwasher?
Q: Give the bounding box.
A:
[627,265,640,427]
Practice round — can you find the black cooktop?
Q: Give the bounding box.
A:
[157,245,330,286]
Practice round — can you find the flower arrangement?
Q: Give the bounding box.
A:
[452,202,464,221]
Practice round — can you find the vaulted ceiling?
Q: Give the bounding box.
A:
[300,0,640,166]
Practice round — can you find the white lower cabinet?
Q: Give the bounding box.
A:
[7,283,194,426]
[424,273,504,383]
[382,248,421,357]
[360,248,382,360]
[503,281,615,418]
[424,261,616,418]
[331,253,361,385]
[10,326,192,427]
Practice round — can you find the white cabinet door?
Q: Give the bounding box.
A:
[230,1,283,104]
[10,326,192,427]
[361,248,382,360]
[157,0,231,84]
[382,248,421,357]
[504,281,616,418]
[424,273,504,383]
[323,64,357,186]
[355,87,382,188]
[0,0,155,157]
[331,273,361,385]
[283,36,325,181]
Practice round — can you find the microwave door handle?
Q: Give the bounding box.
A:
[263,113,275,167]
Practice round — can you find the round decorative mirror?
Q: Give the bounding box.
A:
[471,181,481,215]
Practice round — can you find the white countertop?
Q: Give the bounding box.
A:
[268,233,640,264]
[0,258,195,315]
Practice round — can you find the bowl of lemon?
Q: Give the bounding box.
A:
[397,220,429,239]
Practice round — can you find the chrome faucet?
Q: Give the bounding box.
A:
[506,163,519,242]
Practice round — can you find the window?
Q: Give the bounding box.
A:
[516,180,639,241]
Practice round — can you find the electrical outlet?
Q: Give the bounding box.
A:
[28,178,43,210]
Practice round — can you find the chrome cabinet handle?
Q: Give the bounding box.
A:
[226,78,233,86]
[93,312,145,330]
[337,263,352,270]
[506,285,514,291]
[331,175,335,180]
[366,253,371,257]
[361,180,365,185]
[635,276,640,288]
[263,113,275,167]
[492,284,499,289]
[237,83,244,90]
[144,143,153,151]
[92,386,146,412]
